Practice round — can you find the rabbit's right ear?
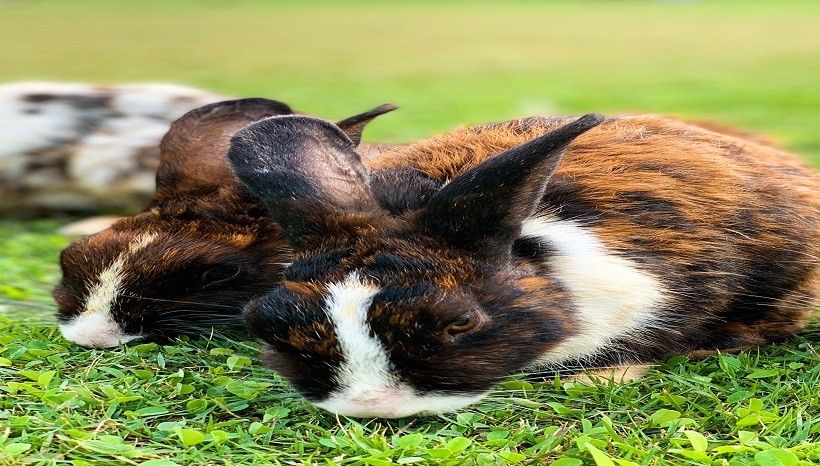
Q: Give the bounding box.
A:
[417,114,605,259]
[336,103,397,145]
[228,115,383,246]
[152,98,294,201]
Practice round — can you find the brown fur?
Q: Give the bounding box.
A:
[54,100,295,341]
[228,111,818,416]
[370,115,820,351]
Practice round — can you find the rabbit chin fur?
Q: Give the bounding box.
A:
[57,232,158,347]
[230,112,819,418]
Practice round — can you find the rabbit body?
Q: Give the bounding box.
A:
[369,115,820,361]
[54,98,397,348]
[54,99,291,348]
[229,113,819,418]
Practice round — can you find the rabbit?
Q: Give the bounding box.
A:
[54,98,397,348]
[0,81,226,215]
[227,112,820,418]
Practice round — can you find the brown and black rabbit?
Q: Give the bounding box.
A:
[54,98,396,347]
[227,113,820,418]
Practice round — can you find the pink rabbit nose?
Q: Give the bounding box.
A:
[327,385,415,418]
[349,386,404,403]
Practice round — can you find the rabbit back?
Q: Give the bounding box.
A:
[368,115,820,364]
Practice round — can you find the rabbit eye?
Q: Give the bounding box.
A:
[444,310,484,338]
[202,265,242,288]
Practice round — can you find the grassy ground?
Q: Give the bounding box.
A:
[1,1,819,465]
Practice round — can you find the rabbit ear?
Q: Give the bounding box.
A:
[228,115,382,245]
[418,114,605,258]
[336,103,397,145]
[152,98,294,201]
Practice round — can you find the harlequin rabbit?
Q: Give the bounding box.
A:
[54,98,397,348]
[228,113,820,418]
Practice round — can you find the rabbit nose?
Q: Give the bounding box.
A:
[322,385,414,418]
[349,386,403,403]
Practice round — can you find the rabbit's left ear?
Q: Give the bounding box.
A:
[336,103,397,145]
[153,98,294,201]
[417,114,605,258]
[228,115,383,246]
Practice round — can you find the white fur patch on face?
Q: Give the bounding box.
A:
[58,312,142,348]
[128,232,158,253]
[314,273,487,418]
[320,273,395,408]
[59,233,158,348]
[520,216,668,366]
[82,256,126,315]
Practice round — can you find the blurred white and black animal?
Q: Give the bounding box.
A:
[0,82,224,215]
[228,113,820,418]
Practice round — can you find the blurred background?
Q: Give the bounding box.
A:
[1,0,818,163]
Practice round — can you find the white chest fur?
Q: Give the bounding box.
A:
[520,216,668,366]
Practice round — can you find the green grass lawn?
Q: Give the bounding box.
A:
[1,1,819,464]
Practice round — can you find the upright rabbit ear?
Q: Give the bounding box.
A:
[228,116,382,245]
[418,114,606,258]
[336,103,397,145]
[152,98,294,201]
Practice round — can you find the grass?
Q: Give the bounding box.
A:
[1,1,819,464]
[1,309,819,465]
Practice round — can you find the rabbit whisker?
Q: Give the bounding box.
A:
[120,293,237,309]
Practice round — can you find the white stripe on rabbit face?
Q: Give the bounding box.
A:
[520,216,668,366]
[58,233,157,348]
[314,273,488,418]
[323,273,391,389]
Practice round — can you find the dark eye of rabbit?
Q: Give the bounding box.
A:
[201,265,242,288]
[444,310,485,339]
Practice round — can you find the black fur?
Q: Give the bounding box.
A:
[418,114,605,258]
[370,167,444,215]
